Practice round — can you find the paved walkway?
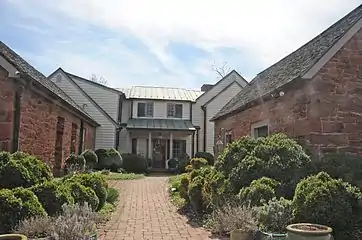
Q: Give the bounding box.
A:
[99,177,215,240]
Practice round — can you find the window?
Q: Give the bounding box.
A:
[70,123,78,153]
[173,140,186,158]
[132,138,137,154]
[254,125,269,138]
[225,131,232,145]
[137,102,153,117]
[81,128,87,151]
[167,103,183,118]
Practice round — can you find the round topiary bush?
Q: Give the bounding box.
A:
[167,158,178,169]
[31,181,74,216]
[11,152,53,183]
[0,189,22,233]
[195,152,214,165]
[293,172,362,238]
[215,134,311,197]
[81,150,98,170]
[64,154,86,174]
[121,153,147,173]
[176,153,191,173]
[238,177,280,207]
[65,182,99,211]
[0,160,32,189]
[0,152,53,189]
[12,187,46,220]
[95,148,123,171]
[64,173,107,211]
[190,158,208,170]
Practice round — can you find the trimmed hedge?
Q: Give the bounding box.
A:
[95,148,123,171]
[64,173,108,211]
[64,154,86,173]
[190,158,208,170]
[0,188,46,233]
[195,152,214,165]
[121,153,147,173]
[0,152,53,189]
[215,134,311,197]
[238,177,280,207]
[81,150,98,169]
[31,181,74,216]
[65,182,99,211]
[293,172,362,239]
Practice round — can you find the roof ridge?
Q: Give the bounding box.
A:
[255,4,362,80]
[132,85,202,92]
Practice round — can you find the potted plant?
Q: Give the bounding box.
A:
[286,223,333,240]
[0,234,27,240]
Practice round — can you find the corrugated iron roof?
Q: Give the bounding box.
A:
[126,118,196,131]
[122,86,203,101]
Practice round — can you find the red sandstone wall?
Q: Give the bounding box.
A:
[215,28,362,158]
[0,67,14,151]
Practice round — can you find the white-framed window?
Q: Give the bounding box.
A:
[172,140,186,158]
[167,103,183,118]
[251,120,269,138]
[137,102,153,117]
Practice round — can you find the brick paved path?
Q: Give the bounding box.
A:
[99,176,216,240]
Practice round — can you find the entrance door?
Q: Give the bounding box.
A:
[152,139,166,168]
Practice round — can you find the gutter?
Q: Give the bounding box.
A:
[201,106,206,152]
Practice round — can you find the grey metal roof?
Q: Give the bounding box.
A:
[0,41,97,125]
[213,4,362,120]
[126,118,196,131]
[126,86,203,102]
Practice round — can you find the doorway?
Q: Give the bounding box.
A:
[54,117,65,176]
[152,139,166,168]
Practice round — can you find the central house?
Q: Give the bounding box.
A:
[118,87,202,168]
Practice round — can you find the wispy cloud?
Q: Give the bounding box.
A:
[0,0,360,89]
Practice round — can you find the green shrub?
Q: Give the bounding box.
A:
[256,197,293,233]
[106,187,119,205]
[188,176,204,211]
[65,182,99,211]
[0,189,22,233]
[177,153,191,173]
[195,152,214,165]
[239,177,280,207]
[11,152,52,183]
[0,160,32,188]
[147,158,153,168]
[121,153,147,173]
[81,150,98,170]
[190,157,208,170]
[167,158,178,169]
[64,173,108,211]
[31,181,74,216]
[95,148,123,171]
[216,134,311,197]
[0,188,46,233]
[64,154,86,173]
[0,151,11,167]
[316,153,362,187]
[202,168,233,208]
[13,187,47,221]
[293,172,362,239]
[179,174,190,201]
[0,152,53,189]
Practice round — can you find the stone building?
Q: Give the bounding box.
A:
[0,41,99,175]
[212,5,362,158]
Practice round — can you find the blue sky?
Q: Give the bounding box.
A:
[0,0,360,89]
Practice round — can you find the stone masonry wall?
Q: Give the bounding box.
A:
[0,67,14,151]
[19,87,96,169]
[215,28,362,158]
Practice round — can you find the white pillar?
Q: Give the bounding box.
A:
[148,132,152,159]
[170,132,173,159]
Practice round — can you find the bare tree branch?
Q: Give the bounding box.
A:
[89,74,108,86]
[211,61,232,79]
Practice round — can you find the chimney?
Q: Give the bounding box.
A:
[201,84,214,92]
